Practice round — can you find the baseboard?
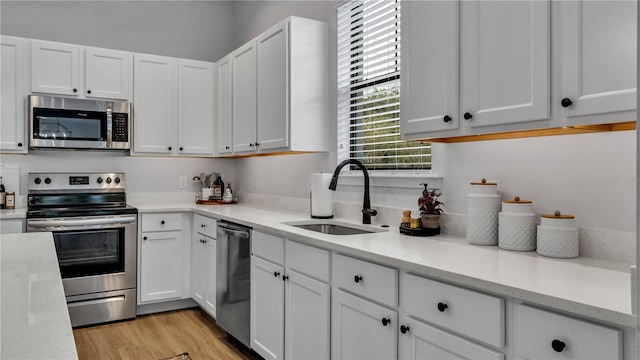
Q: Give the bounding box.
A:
[137,298,198,316]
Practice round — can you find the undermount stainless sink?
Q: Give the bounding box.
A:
[283,221,387,236]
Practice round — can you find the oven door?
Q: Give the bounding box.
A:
[27,215,137,296]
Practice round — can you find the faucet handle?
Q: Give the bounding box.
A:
[362,208,378,216]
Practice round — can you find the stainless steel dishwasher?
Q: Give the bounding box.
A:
[216,220,252,347]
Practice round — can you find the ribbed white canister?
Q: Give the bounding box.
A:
[467,179,501,246]
[536,211,579,258]
[498,196,536,251]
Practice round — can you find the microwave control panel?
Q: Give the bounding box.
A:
[112,113,129,142]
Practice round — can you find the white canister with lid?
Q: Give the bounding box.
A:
[536,211,579,258]
[467,179,501,245]
[498,196,536,251]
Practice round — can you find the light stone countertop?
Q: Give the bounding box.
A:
[134,203,635,328]
[1,232,78,360]
[0,208,27,220]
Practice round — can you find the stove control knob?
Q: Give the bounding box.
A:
[34,177,41,185]
[44,177,52,185]
[97,177,103,184]
[114,177,121,184]
[106,177,112,184]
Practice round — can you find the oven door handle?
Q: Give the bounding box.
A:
[28,216,137,229]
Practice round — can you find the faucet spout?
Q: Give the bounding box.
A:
[328,159,376,224]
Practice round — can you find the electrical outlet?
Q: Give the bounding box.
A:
[179,176,188,189]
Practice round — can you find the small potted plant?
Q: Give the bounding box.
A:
[418,183,444,229]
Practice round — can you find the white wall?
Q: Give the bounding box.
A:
[0,1,236,61]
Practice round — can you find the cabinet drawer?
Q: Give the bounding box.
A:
[193,214,217,238]
[285,240,329,282]
[141,213,182,232]
[401,273,504,348]
[252,230,284,265]
[514,304,621,360]
[332,253,397,307]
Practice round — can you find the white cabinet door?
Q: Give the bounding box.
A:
[557,0,637,126]
[285,270,330,360]
[177,59,215,156]
[216,54,233,155]
[461,0,550,131]
[251,256,285,360]
[400,0,460,139]
[232,40,258,154]
[1,36,26,153]
[140,230,183,302]
[257,20,288,151]
[204,239,216,316]
[85,47,132,100]
[331,289,397,360]
[133,53,177,154]
[192,235,207,306]
[31,40,80,96]
[398,316,503,360]
[0,219,25,234]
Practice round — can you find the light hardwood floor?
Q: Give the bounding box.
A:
[73,308,259,360]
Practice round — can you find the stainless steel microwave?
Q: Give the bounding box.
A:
[29,95,131,151]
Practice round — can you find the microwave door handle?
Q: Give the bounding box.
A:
[106,105,112,148]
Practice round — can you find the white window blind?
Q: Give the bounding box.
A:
[337,0,431,171]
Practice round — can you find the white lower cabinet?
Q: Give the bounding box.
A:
[0,219,25,234]
[139,213,190,304]
[514,304,622,360]
[398,316,503,360]
[192,214,217,317]
[331,288,397,360]
[251,232,330,360]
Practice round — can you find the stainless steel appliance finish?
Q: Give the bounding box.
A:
[29,95,131,151]
[26,172,137,327]
[216,221,252,347]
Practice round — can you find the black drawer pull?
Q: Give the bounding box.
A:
[282,275,289,281]
[551,339,566,353]
[354,275,363,283]
[273,271,280,277]
[381,317,390,326]
[561,98,573,108]
[437,302,448,312]
[161,220,165,225]
[400,325,410,334]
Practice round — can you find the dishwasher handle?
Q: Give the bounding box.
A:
[217,224,250,239]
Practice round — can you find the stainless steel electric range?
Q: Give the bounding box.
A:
[26,172,137,327]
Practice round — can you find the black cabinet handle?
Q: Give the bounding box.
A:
[551,339,566,353]
[179,147,183,151]
[225,146,230,150]
[203,239,207,244]
[274,271,280,277]
[354,275,363,283]
[87,90,92,94]
[143,236,148,240]
[443,115,452,123]
[282,275,289,281]
[381,318,390,326]
[161,220,165,225]
[437,302,448,312]
[168,146,172,151]
[463,112,473,120]
[400,325,410,334]
[561,98,573,108]
[17,143,23,147]
[72,88,78,93]
[255,142,260,147]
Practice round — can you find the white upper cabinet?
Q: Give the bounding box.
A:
[216,54,233,155]
[400,1,460,139]
[133,53,177,155]
[257,21,289,151]
[31,39,132,100]
[556,0,637,126]
[461,0,551,132]
[177,59,215,156]
[222,16,328,156]
[31,40,80,96]
[85,47,132,100]
[1,36,27,153]
[232,40,258,154]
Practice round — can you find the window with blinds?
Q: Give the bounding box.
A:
[337,0,431,171]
